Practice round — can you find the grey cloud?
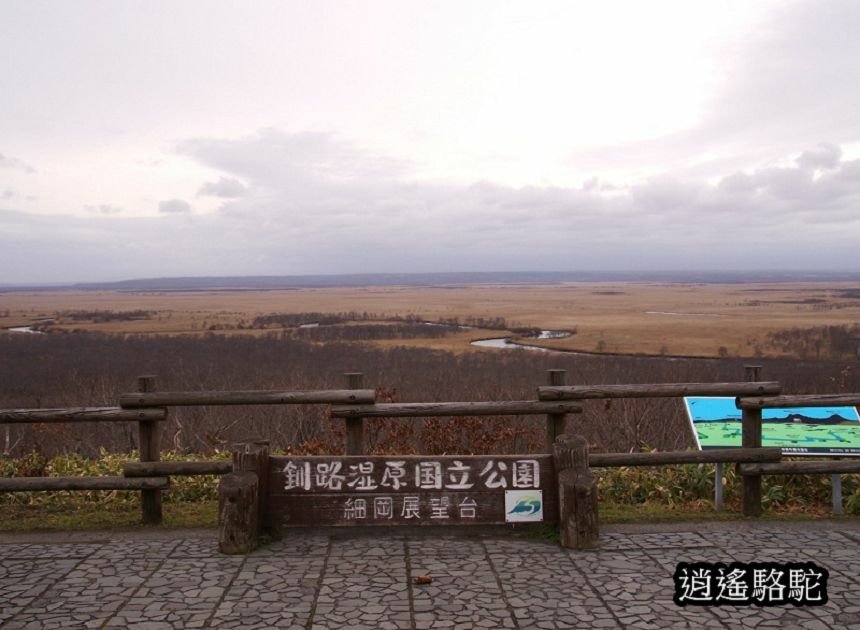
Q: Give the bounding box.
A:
[835,159,860,181]
[714,153,860,213]
[2,188,13,200]
[754,168,815,202]
[717,172,757,194]
[5,134,860,284]
[0,152,36,173]
[797,144,842,170]
[84,203,123,215]
[198,176,248,198]
[158,198,191,214]
[630,178,701,214]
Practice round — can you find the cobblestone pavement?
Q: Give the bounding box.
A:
[1,521,858,629]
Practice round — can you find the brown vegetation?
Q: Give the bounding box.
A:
[2,282,859,461]
[3,281,860,357]
[1,332,857,459]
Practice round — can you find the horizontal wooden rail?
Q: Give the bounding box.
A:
[330,400,583,418]
[0,476,170,492]
[539,382,781,400]
[123,461,233,477]
[589,447,782,467]
[0,407,167,424]
[737,394,860,410]
[119,389,376,408]
[740,461,860,475]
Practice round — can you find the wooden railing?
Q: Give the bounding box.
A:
[2,367,859,541]
[736,392,860,516]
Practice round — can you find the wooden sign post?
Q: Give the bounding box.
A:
[218,435,607,553]
[554,434,599,550]
[218,440,269,555]
[265,454,557,532]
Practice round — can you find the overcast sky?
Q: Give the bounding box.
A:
[2,0,859,283]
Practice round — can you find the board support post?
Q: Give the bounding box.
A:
[545,369,567,452]
[742,366,763,517]
[345,373,366,455]
[137,375,162,524]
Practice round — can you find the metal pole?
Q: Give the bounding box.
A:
[832,474,843,516]
[714,462,724,511]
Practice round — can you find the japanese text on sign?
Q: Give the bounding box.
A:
[341,495,478,521]
[281,459,541,492]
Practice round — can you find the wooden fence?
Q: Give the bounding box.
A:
[1,367,859,552]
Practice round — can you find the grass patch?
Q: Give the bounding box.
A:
[0,500,218,533]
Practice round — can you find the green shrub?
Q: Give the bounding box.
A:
[597,454,859,515]
[2,449,857,516]
[0,449,228,506]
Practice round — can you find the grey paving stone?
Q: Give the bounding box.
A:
[0,522,857,629]
[258,534,329,557]
[411,554,516,629]
[210,555,322,628]
[108,556,242,628]
[644,546,732,573]
[92,540,181,559]
[408,538,488,558]
[567,549,667,575]
[0,557,83,626]
[621,531,715,549]
[0,544,36,560]
[2,543,102,559]
[169,538,222,558]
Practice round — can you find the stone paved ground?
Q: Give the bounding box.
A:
[1,521,858,629]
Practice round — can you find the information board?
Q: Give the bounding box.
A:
[266,454,557,528]
[684,397,860,456]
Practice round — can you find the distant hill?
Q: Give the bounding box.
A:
[700,413,856,426]
[4,270,860,292]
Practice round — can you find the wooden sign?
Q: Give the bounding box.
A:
[266,455,557,529]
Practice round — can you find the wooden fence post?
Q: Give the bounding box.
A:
[554,434,599,550]
[345,373,365,455]
[742,365,763,517]
[219,439,270,554]
[545,370,567,452]
[137,375,162,524]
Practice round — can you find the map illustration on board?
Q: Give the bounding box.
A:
[684,397,860,456]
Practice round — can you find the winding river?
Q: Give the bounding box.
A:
[471,330,572,353]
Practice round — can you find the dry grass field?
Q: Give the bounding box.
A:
[2,282,860,358]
